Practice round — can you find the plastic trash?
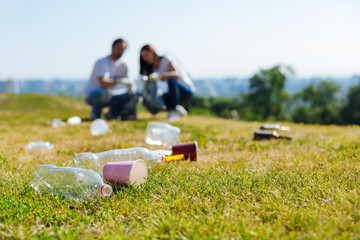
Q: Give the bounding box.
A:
[67,116,82,125]
[90,119,109,136]
[73,147,166,174]
[260,124,290,131]
[30,164,112,200]
[170,141,198,161]
[74,142,198,175]
[25,141,54,150]
[140,76,166,115]
[103,160,147,186]
[253,130,292,141]
[149,72,160,82]
[51,119,66,128]
[145,122,180,146]
[153,141,198,161]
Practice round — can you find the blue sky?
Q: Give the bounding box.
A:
[0,0,359,80]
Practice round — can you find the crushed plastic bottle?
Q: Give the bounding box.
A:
[90,119,109,136]
[30,164,112,200]
[67,116,82,125]
[145,122,180,146]
[25,141,54,150]
[74,147,166,174]
[260,124,290,131]
[51,118,66,128]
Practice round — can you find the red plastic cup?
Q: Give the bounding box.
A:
[103,160,147,186]
[170,141,198,161]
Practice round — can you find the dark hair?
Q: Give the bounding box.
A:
[140,44,159,75]
[112,38,127,48]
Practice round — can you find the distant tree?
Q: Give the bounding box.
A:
[341,81,360,124]
[209,97,240,119]
[244,65,292,121]
[292,81,341,124]
[191,95,210,109]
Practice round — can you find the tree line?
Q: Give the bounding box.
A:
[192,65,360,125]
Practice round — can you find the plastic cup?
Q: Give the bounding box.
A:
[170,141,198,161]
[103,160,148,186]
[90,119,109,136]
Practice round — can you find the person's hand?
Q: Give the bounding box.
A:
[149,72,160,82]
[117,78,133,91]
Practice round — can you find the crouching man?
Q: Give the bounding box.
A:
[84,38,136,120]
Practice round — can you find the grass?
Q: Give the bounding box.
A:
[1,93,360,239]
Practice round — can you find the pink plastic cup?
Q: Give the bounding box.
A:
[103,160,148,186]
[170,141,198,161]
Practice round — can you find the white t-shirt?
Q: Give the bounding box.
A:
[84,56,130,97]
[155,55,196,94]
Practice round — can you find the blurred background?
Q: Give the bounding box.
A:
[0,0,359,124]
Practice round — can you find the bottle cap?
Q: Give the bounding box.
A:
[103,160,147,186]
[170,141,198,161]
[100,184,113,197]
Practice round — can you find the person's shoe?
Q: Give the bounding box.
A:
[167,111,180,121]
[175,105,187,116]
[91,113,100,120]
[104,111,115,120]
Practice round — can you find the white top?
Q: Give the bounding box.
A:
[155,55,196,93]
[84,56,131,97]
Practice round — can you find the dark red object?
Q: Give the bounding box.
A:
[170,141,198,161]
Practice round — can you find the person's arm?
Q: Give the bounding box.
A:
[97,75,119,88]
[159,61,181,80]
[93,60,119,88]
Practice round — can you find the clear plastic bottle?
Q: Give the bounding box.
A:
[30,164,112,200]
[73,147,165,174]
[260,124,290,131]
[67,116,82,125]
[25,141,54,150]
[90,119,109,136]
[51,118,66,128]
[145,122,180,146]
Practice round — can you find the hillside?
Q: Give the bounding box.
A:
[1,94,360,239]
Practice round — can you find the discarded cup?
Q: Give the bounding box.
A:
[67,116,82,125]
[51,119,66,128]
[25,141,54,150]
[145,122,180,146]
[170,141,198,161]
[90,119,109,136]
[103,160,147,186]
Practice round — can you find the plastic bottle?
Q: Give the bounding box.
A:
[67,116,82,125]
[73,147,166,174]
[90,119,109,136]
[260,124,290,131]
[145,122,180,146]
[25,141,54,150]
[51,119,66,128]
[30,164,112,200]
[253,130,292,141]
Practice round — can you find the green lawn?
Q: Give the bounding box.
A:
[1,93,360,239]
